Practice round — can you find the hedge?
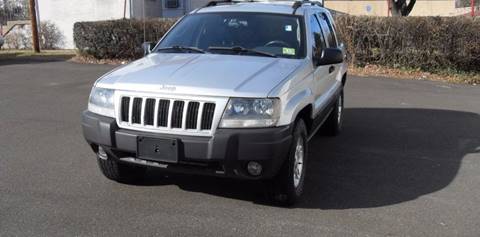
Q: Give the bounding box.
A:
[74,16,480,72]
[74,19,176,59]
[335,16,480,72]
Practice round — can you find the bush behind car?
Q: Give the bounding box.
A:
[74,16,480,72]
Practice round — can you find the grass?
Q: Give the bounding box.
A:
[0,49,76,58]
[349,64,480,86]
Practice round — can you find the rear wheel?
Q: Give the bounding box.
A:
[322,91,344,136]
[270,119,308,206]
[97,156,147,183]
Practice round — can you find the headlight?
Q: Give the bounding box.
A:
[220,98,280,128]
[88,87,115,117]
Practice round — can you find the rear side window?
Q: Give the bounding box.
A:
[309,14,326,57]
[318,13,337,48]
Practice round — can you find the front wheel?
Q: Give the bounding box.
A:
[269,119,308,206]
[97,156,147,183]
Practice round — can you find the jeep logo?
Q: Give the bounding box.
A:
[158,85,176,91]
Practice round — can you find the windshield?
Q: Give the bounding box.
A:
[156,12,306,59]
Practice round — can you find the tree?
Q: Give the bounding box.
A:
[389,0,417,16]
[0,0,29,25]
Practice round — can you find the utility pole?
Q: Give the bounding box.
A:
[29,0,40,53]
[472,0,475,17]
[124,0,127,19]
[387,0,392,16]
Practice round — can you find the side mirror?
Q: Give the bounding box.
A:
[314,48,344,66]
[142,42,155,56]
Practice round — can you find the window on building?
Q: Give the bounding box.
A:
[165,0,180,8]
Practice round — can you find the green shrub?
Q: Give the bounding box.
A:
[74,18,176,59]
[335,16,480,72]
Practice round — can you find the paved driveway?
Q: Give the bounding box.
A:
[1,59,479,236]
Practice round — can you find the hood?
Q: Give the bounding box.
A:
[96,53,303,97]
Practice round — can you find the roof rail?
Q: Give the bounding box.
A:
[292,0,324,14]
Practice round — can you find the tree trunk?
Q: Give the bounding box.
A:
[389,0,416,16]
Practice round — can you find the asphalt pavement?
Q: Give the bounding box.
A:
[1,58,479,236]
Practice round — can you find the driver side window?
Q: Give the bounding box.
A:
[310,14,326,63]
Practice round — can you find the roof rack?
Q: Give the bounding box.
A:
[292,0,324,14]
[194,0,324,14]
[192,0,256,13]
[205,0,256,7]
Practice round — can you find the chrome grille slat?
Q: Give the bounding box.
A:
[153,99,159,127]
[181,101,190,129]
[128,96,134,124]
[167,99,174,129]
[119,96,216,134]
[196,102,205,131]
[140,98,146,125]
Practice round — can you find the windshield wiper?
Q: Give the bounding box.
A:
[208,46,277,58]
[156,45,207,54]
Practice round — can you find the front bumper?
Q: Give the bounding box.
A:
[82,111,292,180]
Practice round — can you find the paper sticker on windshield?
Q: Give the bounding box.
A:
[283,48,296,55]
[285,25,293,32]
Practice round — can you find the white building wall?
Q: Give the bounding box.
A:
[131,0,163,19]
[188,0,210,9]
[161,0,210,17]
[36,0,219,49]
[38,0,131,48]
[161,0,187,18]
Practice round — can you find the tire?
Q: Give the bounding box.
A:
[322,90,344,136]
[97,156,147,183]
[270,119,308,206]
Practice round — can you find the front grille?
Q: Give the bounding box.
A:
[201,103,216,130]
[132,98,142,124]
[157,99,170,127]
[171,101,185,128]
[121,97,130,122]
[119,97,216,131]
[144,99,156,126]
[186,102,200,129]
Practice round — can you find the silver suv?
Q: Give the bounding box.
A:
[82,0,347,205]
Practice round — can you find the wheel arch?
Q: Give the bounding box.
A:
[294,104,314,134]
[341,72,347,86]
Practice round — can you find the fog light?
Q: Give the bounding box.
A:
[247,162,262,176]
[98,146,108,160]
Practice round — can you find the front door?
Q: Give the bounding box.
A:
[310,13,333,116]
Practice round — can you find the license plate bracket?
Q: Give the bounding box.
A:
[137,137,179,163]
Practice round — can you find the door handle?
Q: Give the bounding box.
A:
[329,66,335,74]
